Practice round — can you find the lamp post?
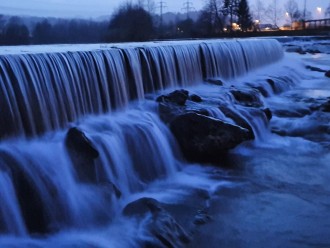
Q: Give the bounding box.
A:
[303,0,307,29]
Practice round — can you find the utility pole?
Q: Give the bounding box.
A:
[182,1,195,19]
[157,1,167,35]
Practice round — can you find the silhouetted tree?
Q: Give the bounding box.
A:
[108,3,154,42]
[33,20,53,44]
[237,0,252,31]
[176,18,195,37]
[0,15,5,44]
[222,0,239,29]
[197,0,224,36]
[3,17,30,45]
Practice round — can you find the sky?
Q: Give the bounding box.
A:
[0,0,328,21]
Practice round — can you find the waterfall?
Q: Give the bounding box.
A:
[0,39,283,139]
[0,39,287,242]
[0,110,180,235]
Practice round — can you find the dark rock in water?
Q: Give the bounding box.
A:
[170,113,252,163]
[123,197,190,247]
[65,127,99,183]
[325,71,330,78]
[219,105,255,139]
[273,108,311,118]
[66,127,99,158]
[285,46,305,54]
[306,49,321,54]
[266,78,276,92]
[189,94,203,102]
[158,100,209,125]
[263,108,272,121]
[156,89,189,106]
[230,88,263,107]
[320,100,330,112]
[306,65,326,73]
[205,78,224,86]
[158,102,186,124]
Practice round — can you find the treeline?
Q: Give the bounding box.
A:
[0,15,108,45]
[107,0,253,41]
[0,0,253,45]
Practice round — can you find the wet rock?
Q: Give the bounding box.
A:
[230,88,263,107]
[123,197,190,247]
[205,78,224,86]
[219,105,255,139]
[189,94,203,102]
[266,78,276,92]
[273,108,311,118]
[320,100,330,112]
[158,102,186,124]
[285,46,305,54]
[170,113,252,163]
[65,127,99,183]
[306,65,326,72]
[325,71,330,78]
[263,108,272,121]
[156,89,189,106]
[306,49,321,54]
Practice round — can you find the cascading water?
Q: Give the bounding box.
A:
[0,38,302,247]
[0,39,283,139]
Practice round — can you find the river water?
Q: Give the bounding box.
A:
[0,38,329,247]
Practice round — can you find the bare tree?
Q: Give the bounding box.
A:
[252,0,265,22]
[265,0,282,27]
[285,0,302,24]
[326,4,330,18]
[197,0,225,35]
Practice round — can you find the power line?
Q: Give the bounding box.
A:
[157,1,167,28]
[182,1,195,19]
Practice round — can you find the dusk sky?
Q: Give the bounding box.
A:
[0,0,328,21]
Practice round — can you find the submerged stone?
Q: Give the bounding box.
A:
[170,113,252,163]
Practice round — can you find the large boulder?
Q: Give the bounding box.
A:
[123,197,190,247]
[65,127,99,183]
[169,113,252,163]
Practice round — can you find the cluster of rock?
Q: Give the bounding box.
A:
[284,43,330,78]
[156,87,270,164]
